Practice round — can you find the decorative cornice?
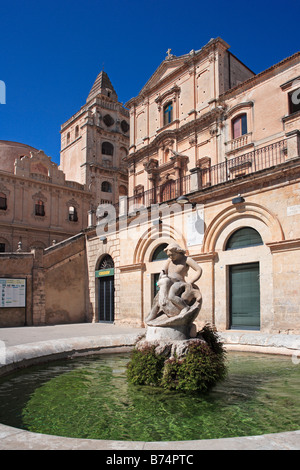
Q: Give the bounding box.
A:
[280,75,300,90]
[127,107,222,163]
[155,85,181,107]
[266,238,300,253]
[32,191,47,202]
[189,252,217,262]
[223,101,254,119]
[119,262,146,273]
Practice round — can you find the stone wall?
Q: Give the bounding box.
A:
[0,233,89,327]
[43,234,88,325]
[85,157,300,335]
[0,253,34,327]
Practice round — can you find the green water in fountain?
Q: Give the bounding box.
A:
[0,351,299,441]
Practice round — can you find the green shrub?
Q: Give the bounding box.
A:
[127,325,227,392]
[198,323,226,357]
[126,344,165,386]
[161,341,227,392]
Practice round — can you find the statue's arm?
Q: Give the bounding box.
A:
[186,257,202,284]
[162,259,171,275]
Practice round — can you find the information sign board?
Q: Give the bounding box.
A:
[0,278,26,308]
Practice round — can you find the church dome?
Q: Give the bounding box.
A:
[0,140,38,173]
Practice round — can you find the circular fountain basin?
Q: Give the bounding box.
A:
[0,331,300,450]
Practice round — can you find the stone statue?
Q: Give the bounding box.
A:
[145,243,202,339]
[130,244,226,391]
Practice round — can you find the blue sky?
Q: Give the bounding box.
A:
[0,0,299,165]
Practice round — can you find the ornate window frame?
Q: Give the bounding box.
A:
[66,198,79,223]
[32,191,47,219]
[224,101,254,156]
[155,85,181,129]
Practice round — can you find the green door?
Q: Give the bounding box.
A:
[229,262,260,330]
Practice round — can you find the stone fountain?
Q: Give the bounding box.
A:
[142,242,203,356]
[127,243,227,391]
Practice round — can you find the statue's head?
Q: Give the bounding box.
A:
[164,243,186,258]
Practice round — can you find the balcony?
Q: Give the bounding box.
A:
[225,132,253,155]
[111,139,289,217]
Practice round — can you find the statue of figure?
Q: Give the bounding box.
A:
[146,243,202,328]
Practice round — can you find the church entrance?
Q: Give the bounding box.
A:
[96,255,114,322]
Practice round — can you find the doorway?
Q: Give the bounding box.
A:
[96,255,114,323]
[97,274,114,322]
[229,262,260,330]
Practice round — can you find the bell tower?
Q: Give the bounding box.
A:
[60,70,129,207]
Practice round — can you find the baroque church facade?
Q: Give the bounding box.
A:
[0,37,300,334]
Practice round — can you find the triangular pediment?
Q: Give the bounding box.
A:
[125,38,231,108]
[159,63,182,81]
[140,55,190,94]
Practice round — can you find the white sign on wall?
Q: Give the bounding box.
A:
[287,205,300,216]
[186,206,205,247]
[0,279,26,308]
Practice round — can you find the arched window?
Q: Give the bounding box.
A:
[75,126,79,138]
[102,141,114,156]
[67,132,70,144]
[0,237,10,252]
[163,102,173,126]
[226,227,263,250]
[232,113,247,139]
[0,192,7,211]
[98,254,114,269]
[35,200,45,217]
[151,243,168,261]
[101,181,112,193]
[68,206,78,222]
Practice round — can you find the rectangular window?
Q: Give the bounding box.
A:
[163,102,173,126]
[0,195,7,211]
[0,243,5,253]
[288,88,300,115]
[35,202,45,217]
[68,206,78,222]
[232,114,247,139]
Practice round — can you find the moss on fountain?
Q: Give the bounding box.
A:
[127,325,227,392]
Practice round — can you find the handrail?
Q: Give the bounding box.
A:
[112,139,287,216]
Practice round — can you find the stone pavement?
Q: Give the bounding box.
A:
[0,323,300,450]
[0,322,145,347]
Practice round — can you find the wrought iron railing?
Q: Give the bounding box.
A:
[112,139,287,217]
